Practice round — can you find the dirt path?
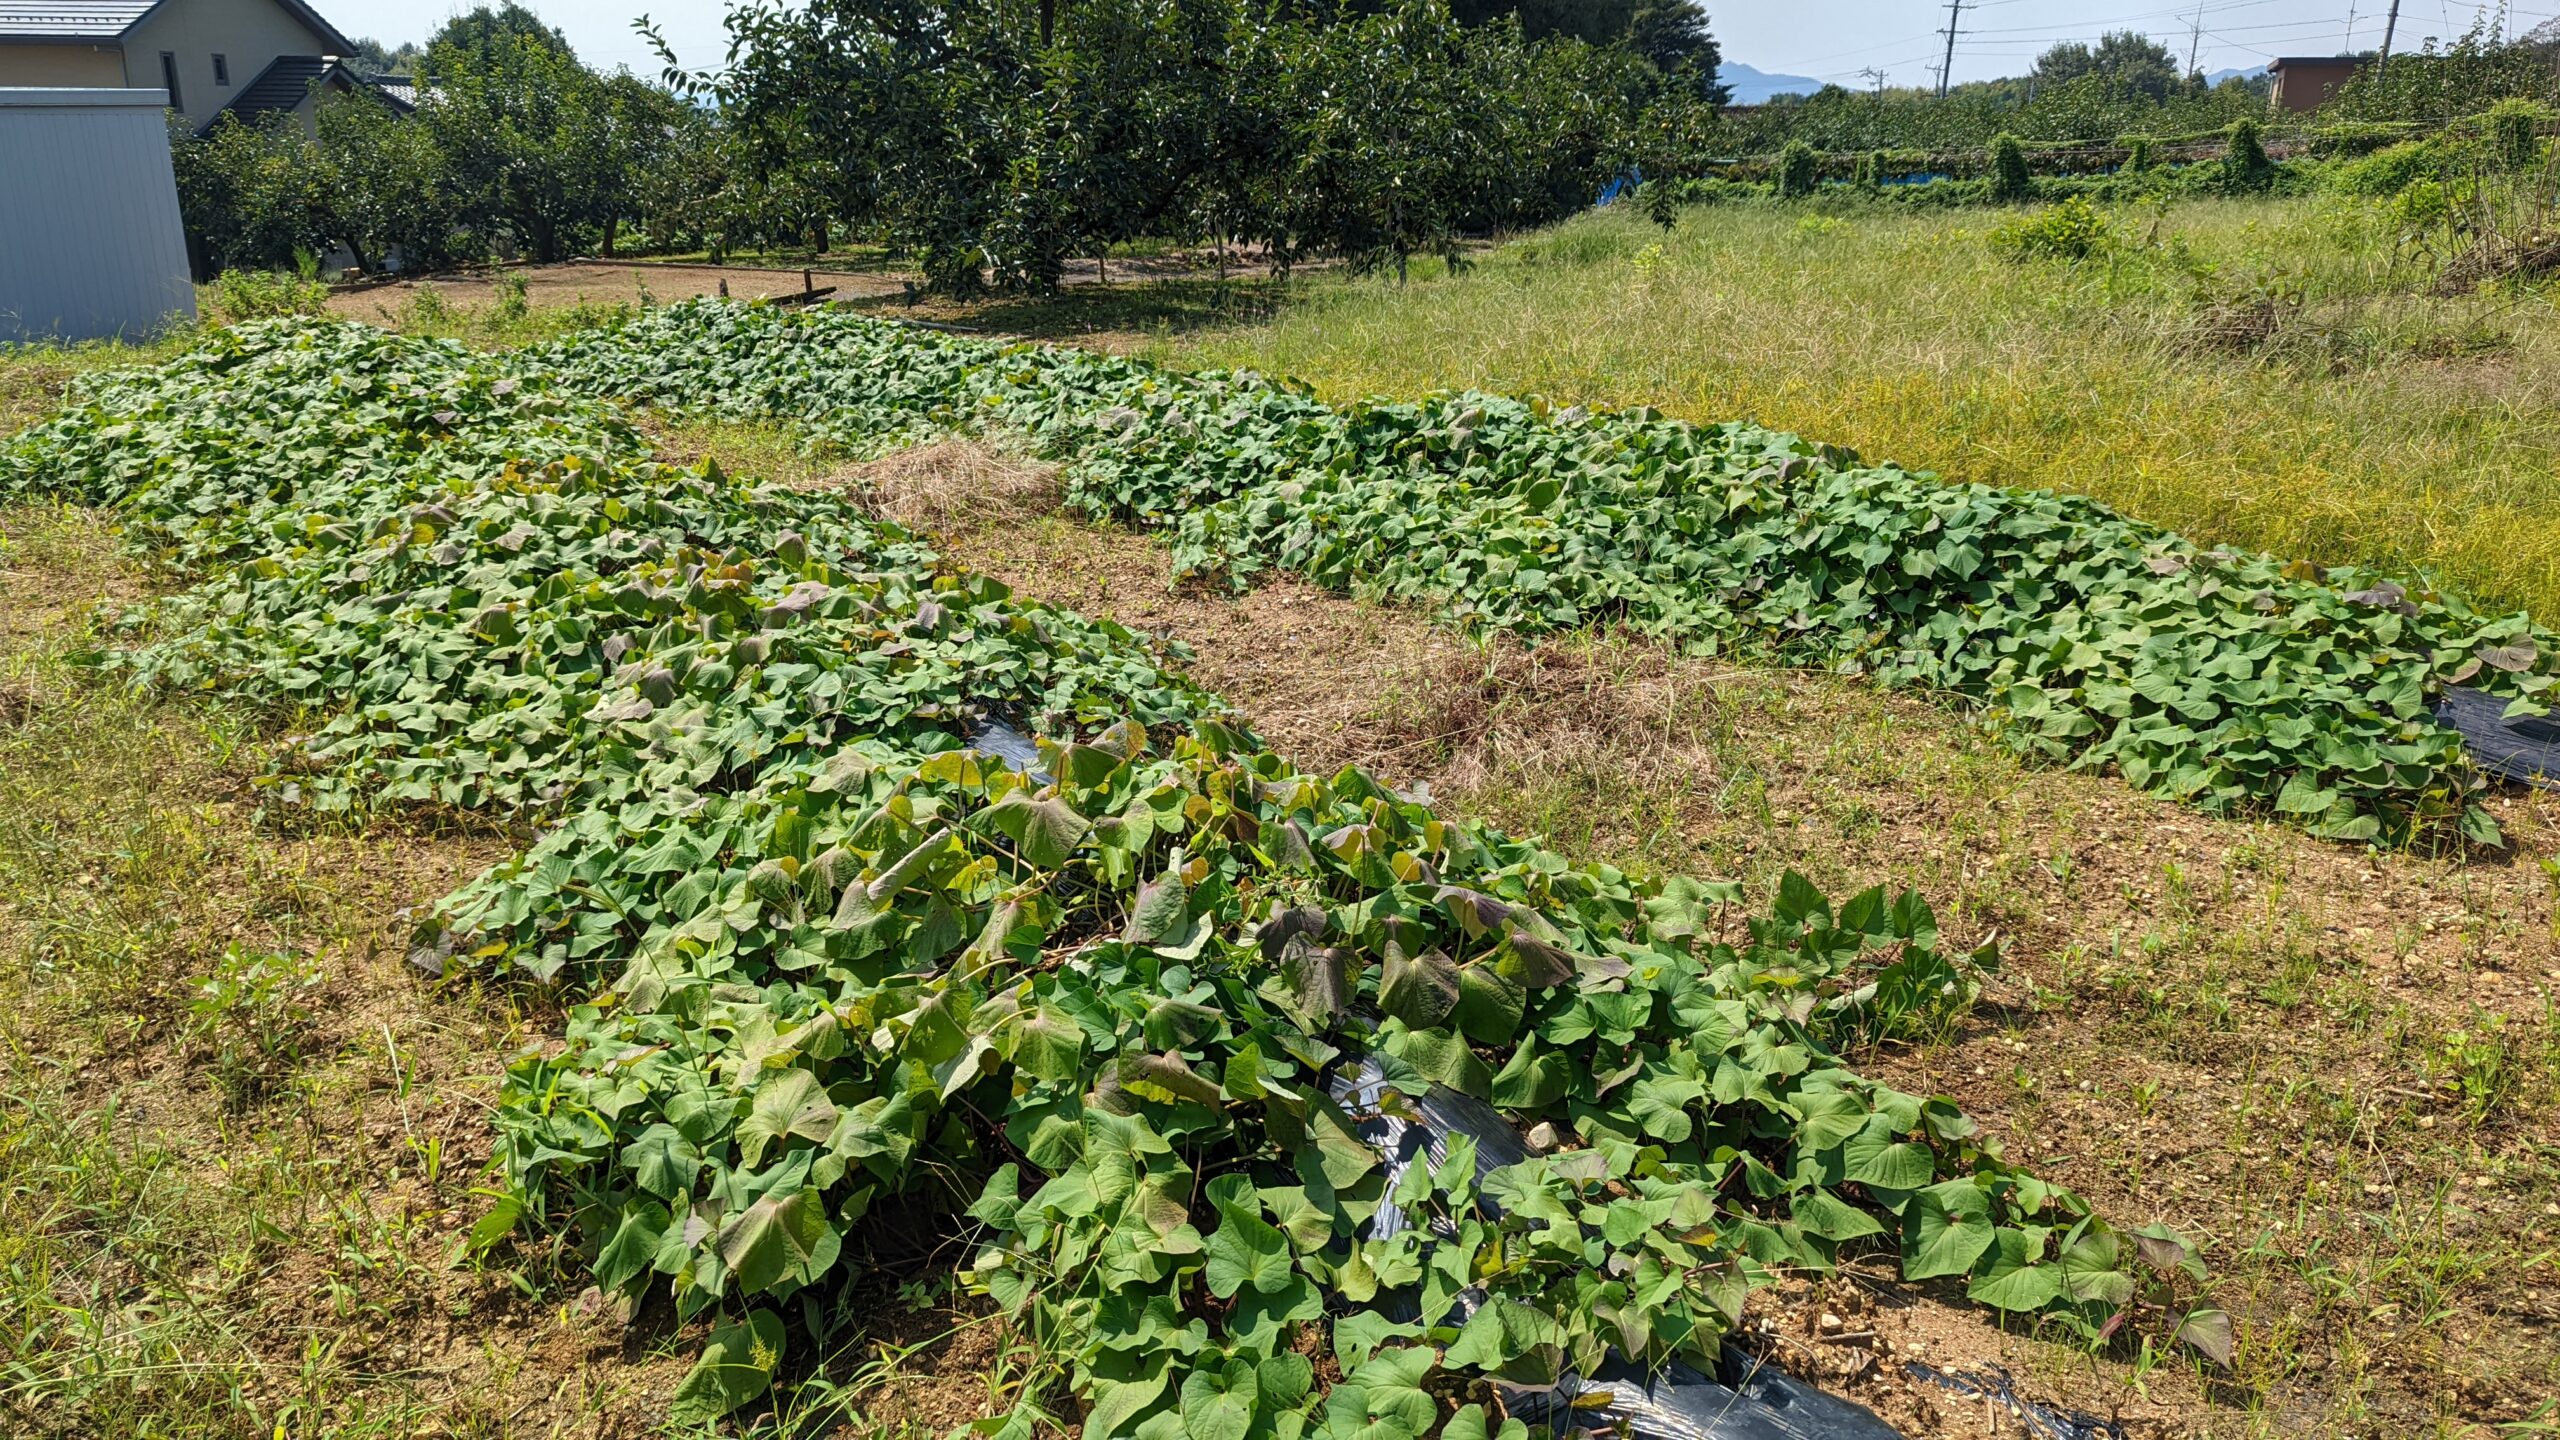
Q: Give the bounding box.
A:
[818,439,2560,1438]
[324,251,1247,326]
[326,260,907,322]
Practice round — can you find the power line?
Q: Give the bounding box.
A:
[1961,0,2289,37]
[1956,16,2386,50]
[1785,0,2273,80]
[1935,0,1972,97]
[1790,0,2431,93]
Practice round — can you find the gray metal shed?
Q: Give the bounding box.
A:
[0,87,197,343]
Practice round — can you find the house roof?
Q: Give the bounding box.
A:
[369,74,417,107]
[201,52,406,131]
[221,52,331,116]
[0,0,355,53]
[0,0,157,38]
[2267,55,2368,69]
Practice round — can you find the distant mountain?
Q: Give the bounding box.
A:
[2201,64,2268,85]
[1720,61,1827,103]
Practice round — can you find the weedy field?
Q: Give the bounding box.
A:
[0,210,2556,1440]
[1160,196,2560,622]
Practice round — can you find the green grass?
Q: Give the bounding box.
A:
[1156,196,2560,621]
[0,336,197,435]
[0,506,601,1437]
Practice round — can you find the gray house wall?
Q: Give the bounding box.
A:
[0,88,199,342]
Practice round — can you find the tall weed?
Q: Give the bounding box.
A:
[201,269,327,324]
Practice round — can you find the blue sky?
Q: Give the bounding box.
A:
[1718,0,2543,88]
[324,0,2549,87]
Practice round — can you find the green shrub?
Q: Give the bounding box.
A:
[2121,135,2153,174]
[2386,177,2454,233]
[202,269,329,324]
[1776,140,1819,199]
[2308,121,2424,158]
[2327,139,2436,196]
[1636,178,1681,230]
[1676,176,1766,205]
[1990,196,2117,262]
[2324,131,2490,197]
[2484,99,2549,171]
[2222,118,2273,193]
[1989,133,2031,201]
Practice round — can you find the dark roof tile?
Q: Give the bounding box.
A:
[0,0,155,39]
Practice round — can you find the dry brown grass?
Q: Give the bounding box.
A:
[846,439,1065,534]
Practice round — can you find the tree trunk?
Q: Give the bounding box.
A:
[601,215,619,259]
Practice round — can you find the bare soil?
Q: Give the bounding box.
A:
[327,261,907,322]
[324,252,1240,326]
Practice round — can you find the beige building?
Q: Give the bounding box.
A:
[0,0,405,133]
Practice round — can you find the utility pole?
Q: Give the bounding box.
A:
[1935,0,1969,99]
[2185,1,2206,77]
[2378,0,2401,60]
[1859,65,1888,95]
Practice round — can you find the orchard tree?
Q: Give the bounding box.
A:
[428,2,574,67]
[424,25,648,261]
[1628,0,1724,97]
[1449,1,1633,46]
[665,0,1042,294]
[661,0,1715,297]
[173,114,332,271]
[1274,2,1490,282]
[2032,29,2180,99]
[315,88,458,271]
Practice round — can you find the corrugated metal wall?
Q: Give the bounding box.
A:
[0,88,198,343]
